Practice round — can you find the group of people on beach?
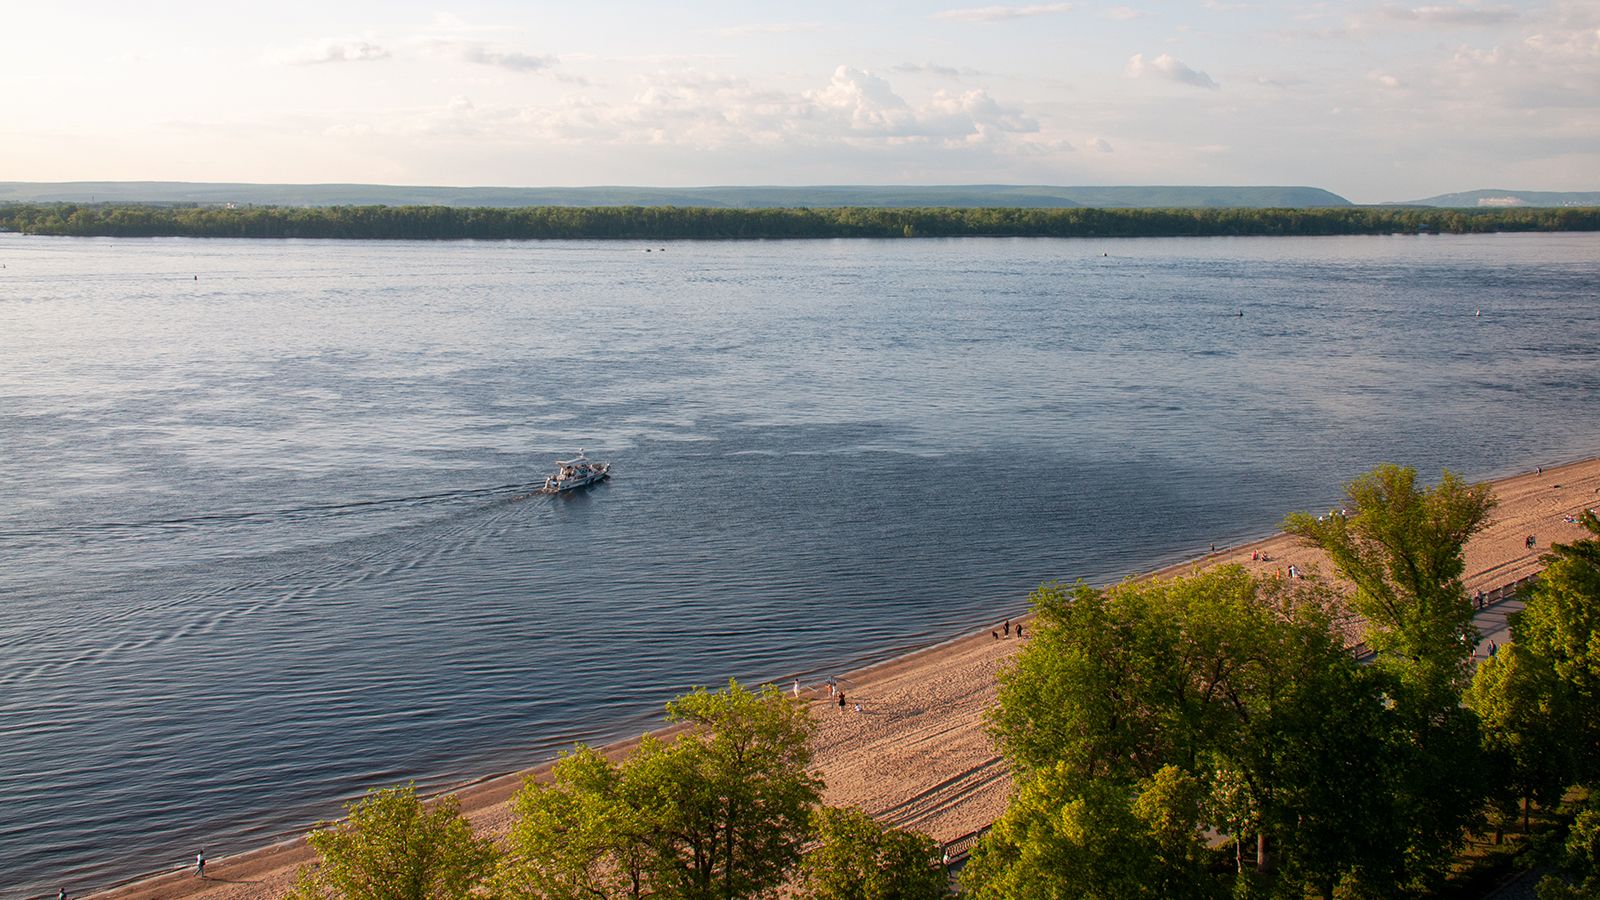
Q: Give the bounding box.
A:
[991,619,1023,641]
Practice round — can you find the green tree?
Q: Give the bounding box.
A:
[1467,643,1576,832]
[984,567,1424,896]
[1284,464,1496,678]
[798,807,946,900]
[1285,464,1498,890]
[1538,800,1600,899]
[497,747,658,899]
[963,764,1218,900]
[499,679,819,900]
[1515,510,1600,786]
[648,680,821,898]
[287,784,495,900]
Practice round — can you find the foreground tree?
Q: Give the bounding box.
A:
[497,747,658,899]
[1471,509,1600,868]
[1284,464,1495,679]
[1512,510,1600,786]
[1285,464,1497,888]
[980,567,1427,897]
[287,785,495,900]
[798,806,946,900]
[498,679,820,899]
[964,764,1216,900]
[1538,799,1600,899]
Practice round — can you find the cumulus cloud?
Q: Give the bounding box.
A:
[281,39,390,65]
[1371,71,1405,88]
[1126,53,1220,89]
[456,44,558,71]
[824,66,1033,141]
[934,3,1073,23]
[391,64,1040,151]
[1088,137,1114,152]
[1380,4,1520,26]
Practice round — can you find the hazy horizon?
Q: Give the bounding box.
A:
[3,2,1596,205]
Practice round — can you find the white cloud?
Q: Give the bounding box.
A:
[1126,53,1220,89]
[934,3,1073,23]
[279,39,390,65]
[1103,6,1147,20]
[1380,4,1520,26]
[1371,71,1405,88]
[1088,137,1114,152]
[361,65,1040,153]
[455,44,558,72]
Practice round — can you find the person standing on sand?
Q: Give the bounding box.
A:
[793,679,800,698]
[1016,624,1023,638]
[196,849,205,878]
[838,693,846,711]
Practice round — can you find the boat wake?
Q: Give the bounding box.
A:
[0,481,546,542]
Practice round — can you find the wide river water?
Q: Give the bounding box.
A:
[2,232,1598,894]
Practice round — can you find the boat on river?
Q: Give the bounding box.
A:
[542,451,610,493]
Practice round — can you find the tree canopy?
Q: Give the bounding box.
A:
[1285,464,1495,680]
[798,806,946,900]
[977,566,1438,898]
[288,785,495,900]
[497,679,822,899]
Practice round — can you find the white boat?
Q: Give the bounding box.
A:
[542,450,611,493]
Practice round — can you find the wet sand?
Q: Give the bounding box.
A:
[90,458,1600,898]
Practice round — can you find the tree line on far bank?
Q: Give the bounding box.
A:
[1,202,1597,241]
[281,464,1600,899]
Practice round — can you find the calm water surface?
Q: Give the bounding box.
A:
[1,233,1598,894]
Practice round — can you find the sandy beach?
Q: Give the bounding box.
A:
[89,458,1600,898]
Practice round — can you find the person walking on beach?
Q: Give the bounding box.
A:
[1003,619,1010,636]
[1015,624,1023,638]
[838,693,846,711]
[196,849,205,878]
[793,679,800,698]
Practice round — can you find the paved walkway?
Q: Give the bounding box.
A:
[1472,596,1525,661]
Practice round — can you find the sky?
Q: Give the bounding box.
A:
[1,1,1595,203]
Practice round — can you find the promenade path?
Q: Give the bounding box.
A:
[88,458,1600,898]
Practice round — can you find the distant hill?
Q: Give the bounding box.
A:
[0,181,1351,209]
[1394,189,1600,208]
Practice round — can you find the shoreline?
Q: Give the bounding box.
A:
[88,456,1600,898]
